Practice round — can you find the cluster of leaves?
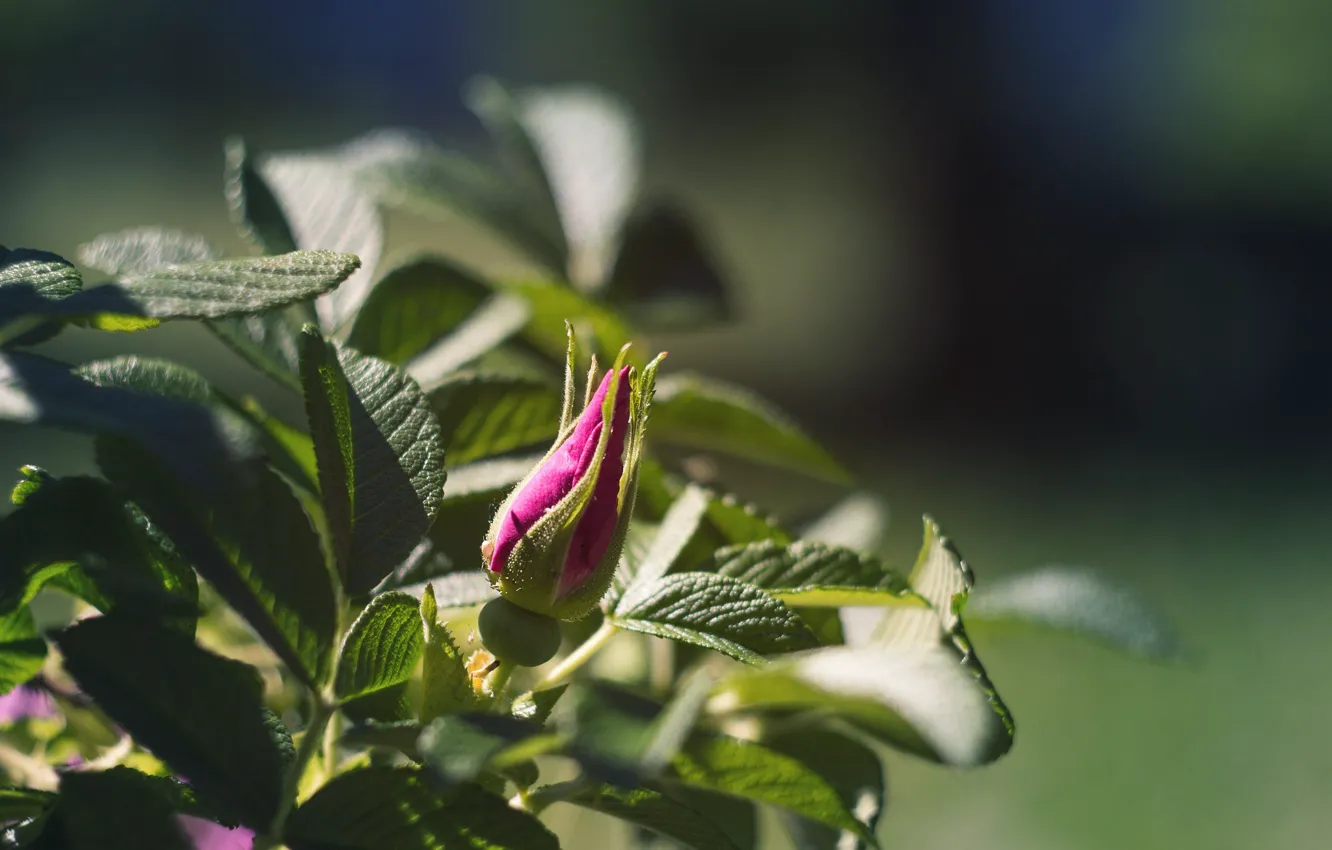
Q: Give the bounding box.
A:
[0,79,1176,849]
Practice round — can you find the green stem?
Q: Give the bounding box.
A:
[523,778,588,815]
[321,706,342,781]
[258,696,333,848]
[537,620,619,689]
[485,660,517,704]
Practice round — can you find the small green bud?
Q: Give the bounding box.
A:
[477,597,562,667]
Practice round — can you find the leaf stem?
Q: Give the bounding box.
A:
[537,620,619,689]
[261,696,334,847]
[321,705,342,781]
[485,659,517,704]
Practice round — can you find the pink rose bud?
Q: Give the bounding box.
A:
[483,339,662,621]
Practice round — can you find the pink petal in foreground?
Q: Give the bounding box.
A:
[177,816,254,850]
[0,683,56,724]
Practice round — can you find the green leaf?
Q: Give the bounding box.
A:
[286,767,559,850]
[440,454,538,505]
[420,584,475,720]
[416,715,556,785]
[0,787,55,823]
[95,437,337,688]
[51,766,238,831]
[870,516,1015,754]
[0,473,198,632]
[0,246,82,346]
[44,769,192,850]
[669,735,875,845]
[78,228,215,276]
[499,279,636,366]
[207,310,309,393]
[0,606,45,695]
[236,396,321,493]
[417,715,506,783]
[611,573,818,664]
[709,644,1009,768]
[651,373,849,483]
[511,685,567,726]
[510,85,641,290]
[404,295,531,391]
[801,493,889,553]
[965,564,1179,658]
[640,670,716,773]
[347,255,490,365]
[340,719,423,759]
[335,592,423,706]
[0,247,81,300]
[764,727,884,850]
[606,203,733,329]
[245,139,385,329]
[77,355,212,403]
[352,136,568,274]
[550,784,741,850]
[0,350,261,498]
[428,371,562,465]
[110,251,361,319]
[661,790,757,850]
[56,617,289,828]
[703,494,790,548]
[5,252,359,328]
[619,484,712,594]
[465,77,570,269]
[709,540,919,609]
[372,539,454,594]
[224,136,299,255]
[299,329,447,596]
[422,571,496,608]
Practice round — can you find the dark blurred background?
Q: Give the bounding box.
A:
[3,1,1329,847]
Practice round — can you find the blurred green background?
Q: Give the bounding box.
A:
[4,0,1331,846]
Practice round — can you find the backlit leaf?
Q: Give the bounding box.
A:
[515,85,641,289]
[335,592,424,705]
[965,564,1179,658]
[404,294,531,391]
[419,584,475,720]
[353,133,568,273]
[465,77,570,270]
[870,517,1014,755]
[428,371,562,465]
[78,228,215,277]
[652,373,849,483]
[499,279,636,366]
[347,255,490,365]
[0,607,45,695]
[709,645,1008,768]
[251,139,385,330]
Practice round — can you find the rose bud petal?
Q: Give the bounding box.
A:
[482,337,663,623]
